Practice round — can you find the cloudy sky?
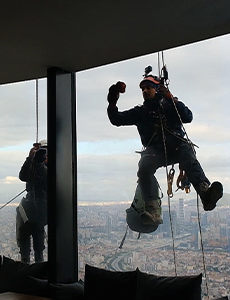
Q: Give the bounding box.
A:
[0,34,229,206]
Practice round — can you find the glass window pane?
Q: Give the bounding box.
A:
[77,35,230,299]
[0,79,48,264]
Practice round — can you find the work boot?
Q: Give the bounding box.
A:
[199,181,223,211]
[141,200,163,225]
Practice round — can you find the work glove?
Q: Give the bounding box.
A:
[107,81,126,105]
[157,84,173,100]
[158,84,179,111]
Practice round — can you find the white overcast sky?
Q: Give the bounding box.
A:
[0,34,229,205]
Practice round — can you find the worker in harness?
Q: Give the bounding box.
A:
[107,74,223,225]
[16,140,47,263]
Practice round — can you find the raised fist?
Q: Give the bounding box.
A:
[116,81,126,93]
[107,81,126,104]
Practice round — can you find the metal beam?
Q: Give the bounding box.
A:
[47,67,77,283]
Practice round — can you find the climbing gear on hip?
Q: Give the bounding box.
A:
[176,168,191,193]
[167,166,175,198]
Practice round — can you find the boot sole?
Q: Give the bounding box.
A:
[203,181,223,211]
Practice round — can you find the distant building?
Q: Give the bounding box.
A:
[219,224,227,239]
[160,209,170,237]
[178,198,185,233]
[106,216,112,238]
[160,208,177,237]
[227,226,230,253]
[201,212,208,227]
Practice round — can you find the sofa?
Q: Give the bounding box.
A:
[0,256,228,300]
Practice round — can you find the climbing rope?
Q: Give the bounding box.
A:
[159,111,177,276]
[0,189,26,210]
[118,225,129,249]
[167,194,177,276]
[35,79,39,143]
[157,52,161,78]
[196,194,210,299]
[160,52,196,155]
[158,51,209,289]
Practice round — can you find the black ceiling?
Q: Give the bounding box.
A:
[1,0,230,84]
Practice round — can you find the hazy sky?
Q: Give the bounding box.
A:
[0,34,229,205]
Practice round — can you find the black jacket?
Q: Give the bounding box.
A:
[107,95,193,148]
[19,156,47,226]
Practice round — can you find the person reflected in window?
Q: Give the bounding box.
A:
[16,139,47,264]
[107,76,223,225]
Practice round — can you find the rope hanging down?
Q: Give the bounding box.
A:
[196,193,210,298]
[159,106,177,276]
[158,51,177,276]
[35,79,39,143]
[158,51,209,294]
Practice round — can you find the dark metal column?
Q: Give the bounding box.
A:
[47,67,77,283]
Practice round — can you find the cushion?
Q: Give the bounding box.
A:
[136,269,202,300]
[15,276,50,297]
[1,256,48,279]
[0,256,48,294]
[49,280,84,300]
[84,264,137,300]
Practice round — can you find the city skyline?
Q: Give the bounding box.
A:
[1,202,230,299]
